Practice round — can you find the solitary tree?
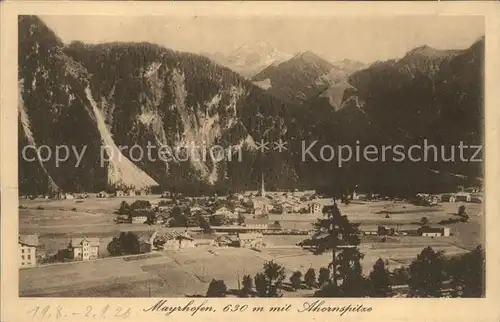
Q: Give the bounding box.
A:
[419,217,429,226]
[206,279,227,297]
[392,266,410,286]
[318,267,330,287]
[458,205,466,217]
[107,237,122,256]
[198,216,212,233]
[241,274,253,297]
[408,247,446,297]
[118,201,130,216]
[253,262,286,297]
[290,271,303,290]
[337,247,367,297]
[106,232,141,256]
[448,245,485,297]
[254,272,267,297]
[263,261,286,297]
[310,201,363,296]
[304,268,317,289]
[368,258,393,297]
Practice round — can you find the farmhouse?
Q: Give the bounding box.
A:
[215,234,240,247]
[19,234,39,268]
[63,193,75,200]
[252,199,273,215]
[238,233,263,248]
[471,196,484,203]
[233,206,247,214]
[96,191,108,198]
[158,205,171,213]
[455,192,472,202]
[129,210,151,224]
[114,190,124,197]
[136,189,148,196]
[126,190,136,197]
[190,206,204,214]
[138,231,158,253]
[214,206,234,217]
[417,227,450,237]
[309,202,322,214]
[280,201,294,214]
[465,186,481,193]
[69,237,99,261]
[156,231,195,250]
[441,194,456,203]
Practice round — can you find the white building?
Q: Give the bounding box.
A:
[214,206,234,218]
[253,199,273,215]
[19,234,39,268]
[63,193,75,200]
[69,237,99,261]
[456,192,472,202]
[418,227,450,237]
[309,202,322,214]
[131,214,148,224]
[238,233,264,248]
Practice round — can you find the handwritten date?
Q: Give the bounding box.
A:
[27,304,130,321]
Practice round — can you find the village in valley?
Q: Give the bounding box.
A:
[18,173,484,297]
[15,14,485,299]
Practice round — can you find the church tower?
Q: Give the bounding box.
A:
[260,171,266,198]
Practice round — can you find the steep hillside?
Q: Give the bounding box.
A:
[18,15,484,197]
[18,16,297,195]
[201,41,292,78]
[293,40,484,193]
[252,51,335,104]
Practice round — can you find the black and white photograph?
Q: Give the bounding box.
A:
[14,12,487,300]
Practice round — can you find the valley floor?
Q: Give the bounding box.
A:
[18,197,484,297]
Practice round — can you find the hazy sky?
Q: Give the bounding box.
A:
[40,15,484,63]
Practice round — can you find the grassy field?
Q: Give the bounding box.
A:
[19,196,484,297]
[20,242,470,297]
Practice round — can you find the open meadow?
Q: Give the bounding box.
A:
[19,196,484,297]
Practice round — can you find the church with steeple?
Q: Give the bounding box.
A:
[259,171,266,197]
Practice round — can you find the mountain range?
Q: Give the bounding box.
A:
[252,52,365,105]
[18,16,484,196]
[201,41,293,78]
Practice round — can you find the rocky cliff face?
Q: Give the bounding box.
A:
[18,16,484,196]
[18,16,294,195]
[292,39,484,193]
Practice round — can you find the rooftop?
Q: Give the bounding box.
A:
[19,234,39,247]
[70,237,100,247]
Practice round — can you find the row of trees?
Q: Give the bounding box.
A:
[204,202,484,298]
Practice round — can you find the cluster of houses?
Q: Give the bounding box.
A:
[23,187,154,200]
[18,225,273,268]
[417,186,484,204]
[18,234,101,268]
[116,176,324,227]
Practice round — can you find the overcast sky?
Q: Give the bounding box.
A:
[40,15,484,63]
